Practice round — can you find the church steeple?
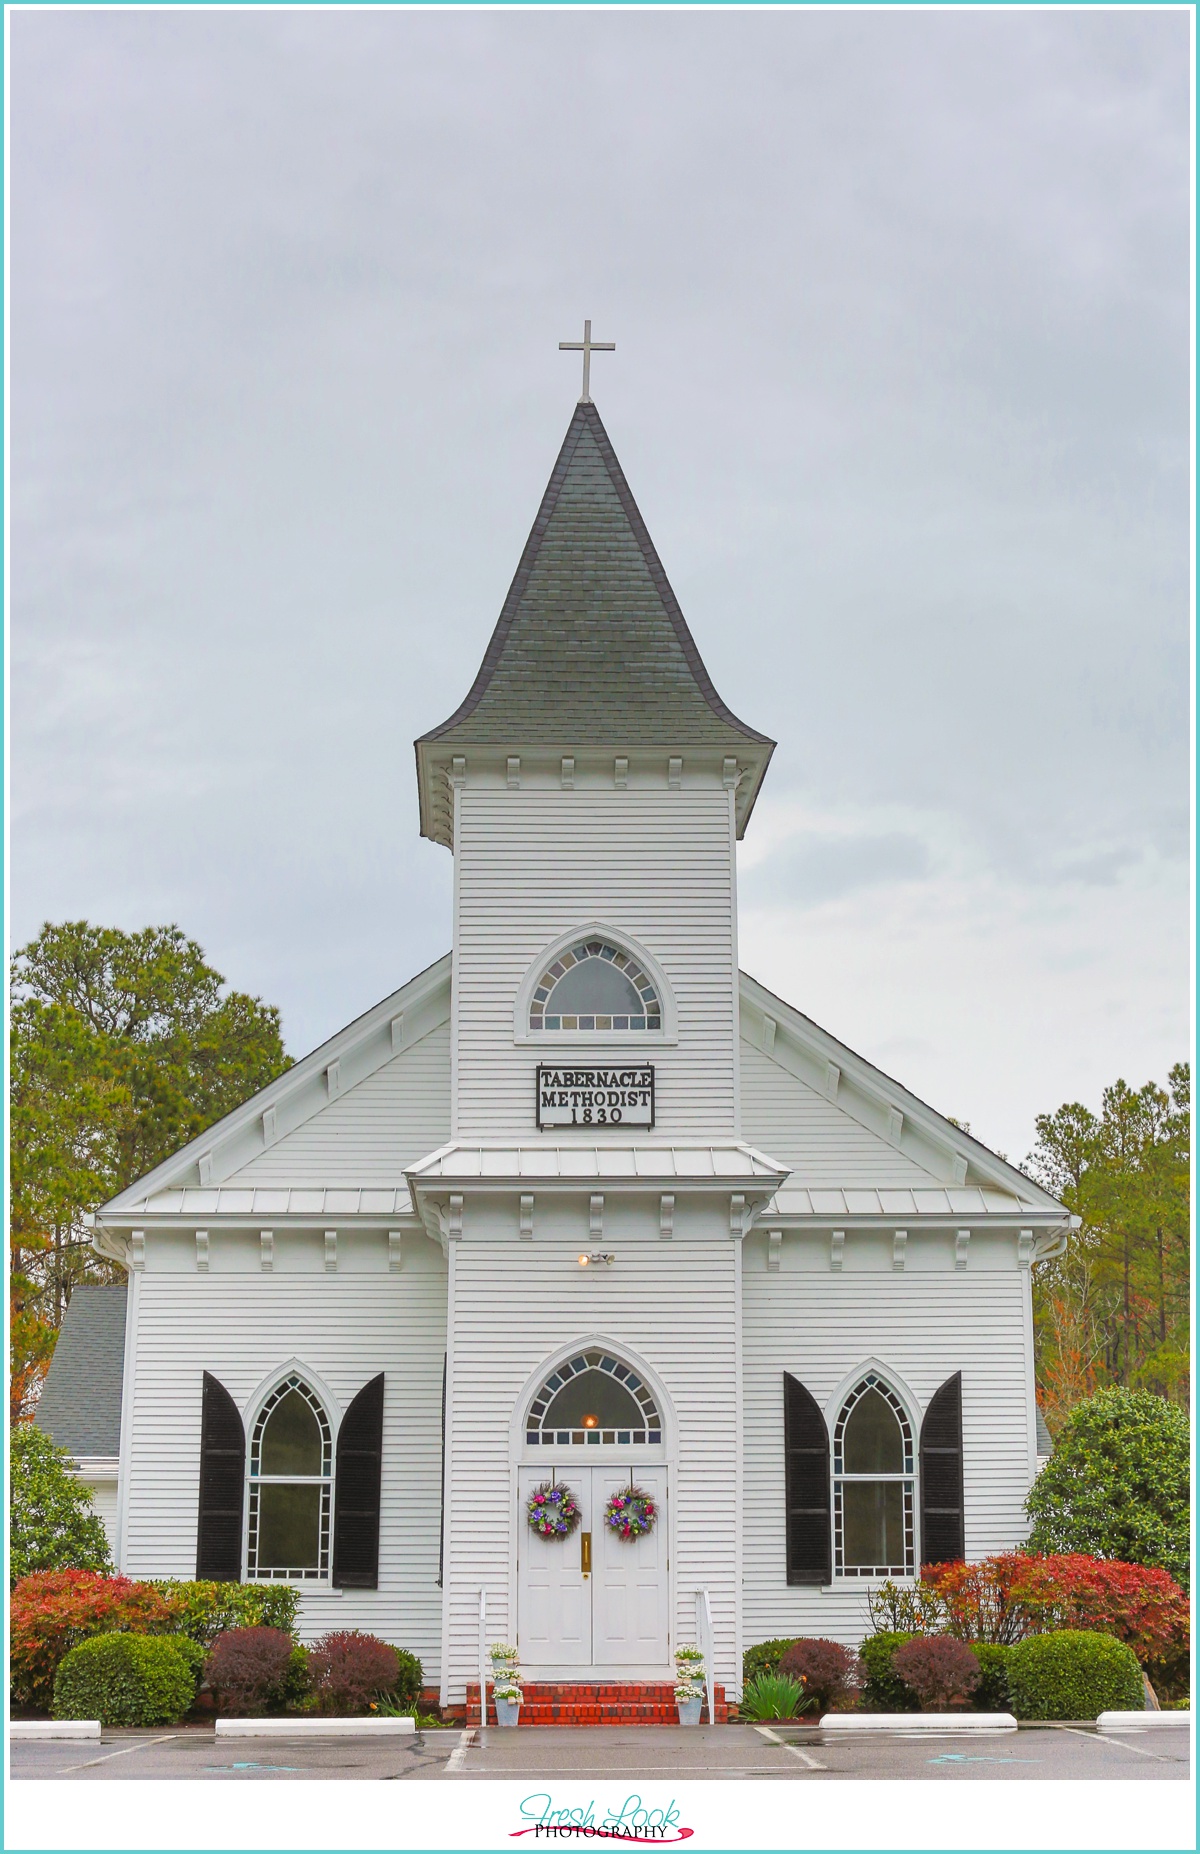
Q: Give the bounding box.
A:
[415,401,774,846]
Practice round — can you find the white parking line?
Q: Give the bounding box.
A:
[1057,1727,1173,1764]
[56,1733,185,1774]
[443,1728,474,1773]
[753,1724,827,1770]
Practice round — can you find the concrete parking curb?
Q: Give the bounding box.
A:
[215,1716,415,1737]
[821,1713,1017,1732]
[1097,1711,1192,1731]
[10,1721,101,1740]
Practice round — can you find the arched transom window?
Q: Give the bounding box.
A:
[247,1375,333,1581]
[832,1373,915,1578]
[530,941,661,1033]
[526,1351,662,1446]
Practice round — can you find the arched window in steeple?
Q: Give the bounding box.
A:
[529,940,661,1033]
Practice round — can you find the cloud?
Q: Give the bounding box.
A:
[9,9,1190,1137]
[743,830,933,908]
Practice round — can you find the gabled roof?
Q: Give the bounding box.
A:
[95,950,1070,1238]
[34,1286,127,1458]
[739,971,1068,1217]
[415,401,774,841]
[97,953,452,1216]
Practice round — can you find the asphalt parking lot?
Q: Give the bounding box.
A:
[9,1720,1191,1782]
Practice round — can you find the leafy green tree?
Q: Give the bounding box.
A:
[9,1425,112,1584]
[10,923,290,1417]
[1025,1387,1190,1591]
[1025,1065,1189,1429]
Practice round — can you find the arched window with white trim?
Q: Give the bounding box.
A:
[832,1373,915,1577]
[529,940,661,1033]
[525,1350,662,1446]
[247,1374,333,1581]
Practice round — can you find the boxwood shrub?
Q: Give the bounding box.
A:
[742,1638,798,1684]
[393,1649,424,1707]
[53,1633,196,1726]
[858,1632,918,1711]
[967,1643,1014,1711]
[1006,1629,1144,1720]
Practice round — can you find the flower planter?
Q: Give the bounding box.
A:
[494,1696,522,1728]
[676,1697,702,1727]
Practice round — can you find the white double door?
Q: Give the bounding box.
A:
[517,1464,669,1671]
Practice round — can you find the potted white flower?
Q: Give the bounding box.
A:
[675,1645,705,1726]
[489,1643,523,1727]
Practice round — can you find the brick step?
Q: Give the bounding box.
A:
[465,1681,728,1727]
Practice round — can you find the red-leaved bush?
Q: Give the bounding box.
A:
[308,1631,401,1714]
[10,1571,183,1712]
[777,1639,862,1714]
[891,1636,981,1710]
[205,1627,297,1716]
[921,1553,1189,1665]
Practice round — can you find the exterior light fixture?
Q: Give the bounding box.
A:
[578,1252,615,1267]
[582,1415,598,1429]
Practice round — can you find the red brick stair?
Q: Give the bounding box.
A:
[465,1681,728,1727]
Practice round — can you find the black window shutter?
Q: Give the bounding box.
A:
[920,1371,965,1566]
[784,1373,830,1585]
[196,1371,245,1581]
[333,1373,385,1589]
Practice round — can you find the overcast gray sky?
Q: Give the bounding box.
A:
[11,7,1191,1162]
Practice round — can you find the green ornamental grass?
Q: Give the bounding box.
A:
[738,1672,806,1721]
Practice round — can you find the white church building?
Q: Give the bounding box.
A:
[82,381,1071,1707]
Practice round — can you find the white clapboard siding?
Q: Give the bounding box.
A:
[120,1245,448,1676]
[441,1218,740,1701]
[232,1022,452,1184]
[75,1473,120,1555]
[454,789,737,1139]
[739,1041,940,1184]
[741,1236,1034,1653]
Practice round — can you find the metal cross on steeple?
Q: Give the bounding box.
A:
[559,319,615,404]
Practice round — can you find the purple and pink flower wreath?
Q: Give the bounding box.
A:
[603,1486,657,1541]
[526,1481,583,1539]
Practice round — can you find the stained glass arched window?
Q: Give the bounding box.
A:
[529,941,661,1032]
[526,1351,662,1446]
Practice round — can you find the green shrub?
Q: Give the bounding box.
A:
[148,1580,299,1645]
[738,1672,806,1721]
[53,1633,195,1726]
[1006,1630,1145,1721]
[162,1633,207,1690]
[9,1427,111,1585]
[967,1643,1014,1711]
[393,1649,424,1707]
[858,1632,918,1711]
[1025,1389,1190,1592]
[742,1638,797,1684]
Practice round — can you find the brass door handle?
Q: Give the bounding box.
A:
[581,1530,592,1577]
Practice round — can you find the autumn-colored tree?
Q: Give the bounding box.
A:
[1024,1065,1189,1431]
[10,923,290,1420]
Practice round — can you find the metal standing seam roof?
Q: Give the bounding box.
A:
[33,1285,127,1458]
[417,401,774,754]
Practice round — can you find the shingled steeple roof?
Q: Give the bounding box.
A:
[415,401,774,842]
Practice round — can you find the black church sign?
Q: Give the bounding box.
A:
[536,1065,655,1130]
